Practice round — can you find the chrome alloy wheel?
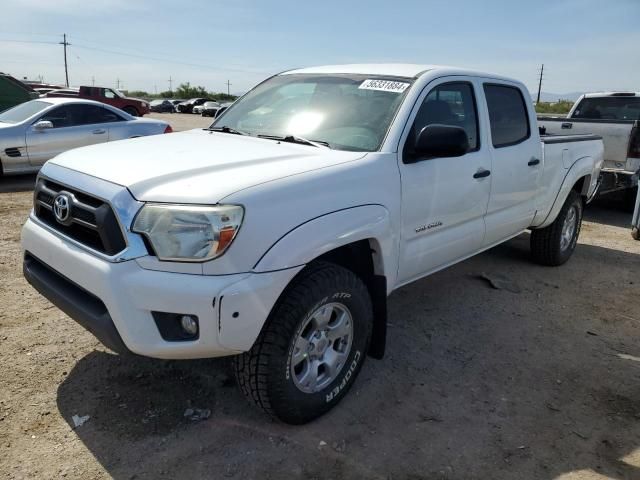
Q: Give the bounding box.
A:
[290,302,353,394]
[560,205,577,251]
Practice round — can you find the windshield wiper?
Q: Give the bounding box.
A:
[257,134,330,149]
[207,125,250,136]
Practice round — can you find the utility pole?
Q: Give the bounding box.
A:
[116,78,120,89]
[91,76,95,86]
[59,33,71,87]
[168,76,173,92]
[154,84,157,95]
[536,64,544,104]
[226,80,232,96]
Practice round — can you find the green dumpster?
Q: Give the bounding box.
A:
[0,73,39,112]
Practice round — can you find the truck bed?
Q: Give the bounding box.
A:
[538,116,637,172]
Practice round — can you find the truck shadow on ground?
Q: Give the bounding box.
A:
[585,193,634,228]
[56,235,640,479]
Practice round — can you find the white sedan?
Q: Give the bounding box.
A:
[0,98,172,176]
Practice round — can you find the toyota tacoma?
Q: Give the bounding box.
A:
[22,64,603,424]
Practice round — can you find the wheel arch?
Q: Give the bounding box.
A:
[253,205,397,359]
[533,156,597,229]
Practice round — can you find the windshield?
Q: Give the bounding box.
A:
[573,96,640,120]
[212,74,413,151]
[0,100,52,124]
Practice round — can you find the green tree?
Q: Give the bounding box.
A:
[125,90,151,99]
[535,100,574,115]
[174,82,208,98]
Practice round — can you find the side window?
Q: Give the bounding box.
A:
[483,84,530,148]
[104,89,116,99]
[40,106,72,128]
[406,82,479,158]
[99,107,124,123]
[72,105,124,125]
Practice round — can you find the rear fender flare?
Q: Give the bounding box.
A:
[534,156,596,229]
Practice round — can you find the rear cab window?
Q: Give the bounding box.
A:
[483,84,530,148]
[572,96,640,120]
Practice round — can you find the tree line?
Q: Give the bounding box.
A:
[124,82,237,101]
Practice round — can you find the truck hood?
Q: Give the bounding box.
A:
[48,129,366,203]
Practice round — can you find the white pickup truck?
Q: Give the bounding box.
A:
[538,92,640,201]
[22,64,603,424]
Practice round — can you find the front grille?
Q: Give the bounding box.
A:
[33,179,127,256]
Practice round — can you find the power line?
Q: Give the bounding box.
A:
[0,39,58,45]
[71,42,269,75]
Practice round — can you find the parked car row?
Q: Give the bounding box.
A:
[150,97,234,117]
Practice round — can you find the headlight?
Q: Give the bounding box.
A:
[132,204,243,262]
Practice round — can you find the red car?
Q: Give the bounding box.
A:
[46,86,149,116]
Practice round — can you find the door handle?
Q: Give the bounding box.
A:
[528,158,540,166]
[92,129,106,134]
[561,122,572,129]
[473,169,491,179]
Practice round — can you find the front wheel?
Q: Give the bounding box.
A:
[530,190,583,266]
[234,261,372,424]
[124,106,139,117]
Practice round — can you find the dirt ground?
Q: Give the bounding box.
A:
[1,116,640,479]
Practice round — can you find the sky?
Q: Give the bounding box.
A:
[2,0,639,97]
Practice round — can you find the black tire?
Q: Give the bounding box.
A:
[234,261,373,424]
[124,106,139,117]
[530,190,583,266]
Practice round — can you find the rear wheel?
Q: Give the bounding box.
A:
[530,190,583,266]
[234,261,372,424]
[124,106,139,117]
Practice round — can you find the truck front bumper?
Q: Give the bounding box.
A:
[21,218,302,359]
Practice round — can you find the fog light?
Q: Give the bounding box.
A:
[180,315,198,335]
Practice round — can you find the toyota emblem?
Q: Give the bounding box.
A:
[53,193,71,223]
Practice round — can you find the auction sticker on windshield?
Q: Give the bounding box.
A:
[359,79,410,93]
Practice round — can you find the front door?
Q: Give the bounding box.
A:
[397,78,491,285]
[26,104,109,166]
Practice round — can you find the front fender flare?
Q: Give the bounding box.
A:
[253,204,396,286]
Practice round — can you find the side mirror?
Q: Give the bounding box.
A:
[411,124,469,161]
[33,120,53,130]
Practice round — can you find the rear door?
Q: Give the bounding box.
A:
[396,77,491,285]
[26,104,110,165]
[481,82,542,246]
